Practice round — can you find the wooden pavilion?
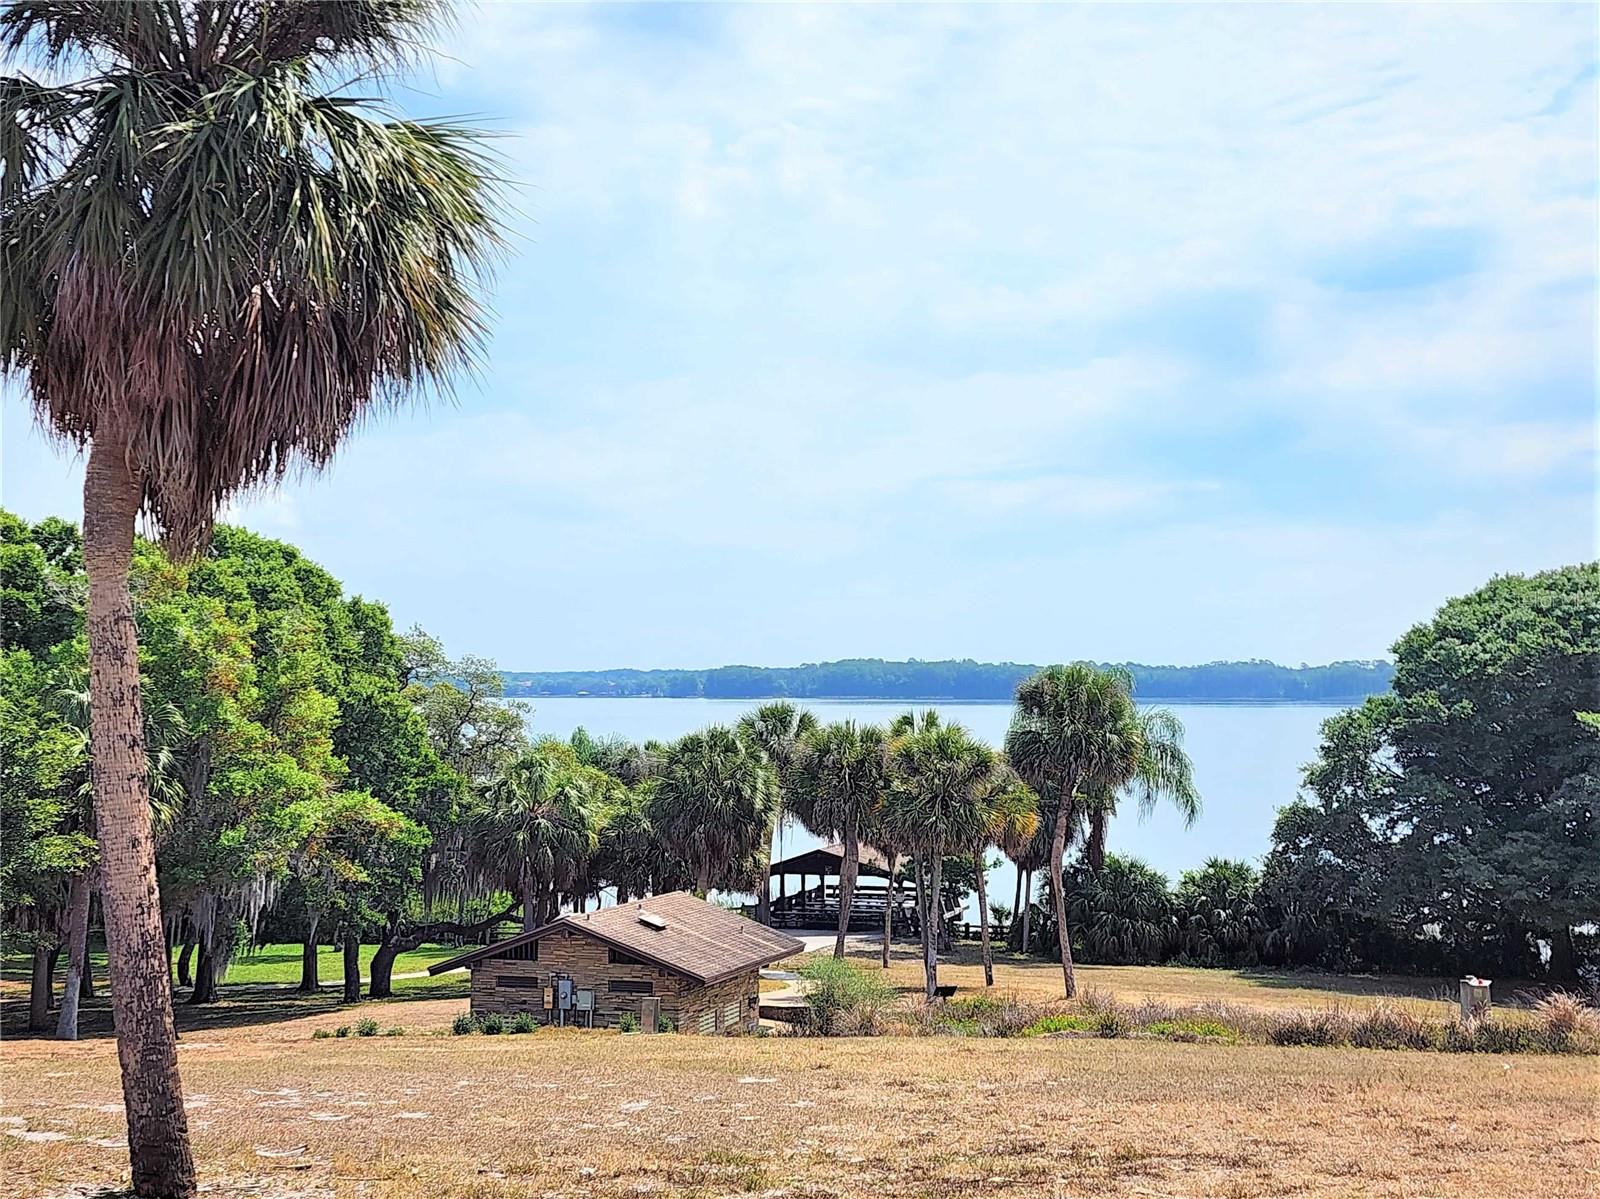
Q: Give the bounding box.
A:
[765,842,914,932]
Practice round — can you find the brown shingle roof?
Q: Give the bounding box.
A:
[768,841,895,877]
[427,891,805,984]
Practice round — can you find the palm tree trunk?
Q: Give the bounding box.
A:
[1008,863,1023,951]
[1086,808,1107,875]
[56,870,94,1039]
[83,433,196,1197]
[755,813,777,925]
[342,933,362,1004]
[975,845,994,987]
[1021,868,1033,953]
[1049,792,1076,998]
[880,851,897,968]
[833,822,861,960]
[522,876,539,934]
[924,853,943,1000]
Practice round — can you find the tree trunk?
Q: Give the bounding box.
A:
[521,876,538,934]
[1548,926,1577,982]
[57,870,94,1040]
[1086,808,1107,875]
[881,851,897,969]
[834,822,861,960]
[755,814,776,925]
[83,434,197,1197]
[1021,868,1033,954]
[1008,862,1024,951]
[1048,789,1076,997]
[188,941,217,1005]
[975,845,994,987]
[298,914,320,993]
[923,853,943,1000]
[30,943,53,1031]
[369,936,401,1000]
[176,940,194,989]
[342,933,361,1004]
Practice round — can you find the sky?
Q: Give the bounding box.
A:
[3,4,1596,671]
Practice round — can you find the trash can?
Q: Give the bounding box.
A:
[1459,976,1492,1021]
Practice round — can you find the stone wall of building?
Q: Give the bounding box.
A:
[467,926,759,1033]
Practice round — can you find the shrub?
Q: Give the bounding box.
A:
[1147,1018,1240,1044]
[618,1011,640,1033]
[355,1017,380,1037]
[657,1015,675,1033]
[451,1013,477,1036]
[1471,1017,1535,1054]
[1023,1013,1098,1036]
[1531,992,1600,1054]
[333,1025,352,1039]
[1268,1009,1351,1047]
[1094,1007,1131,1038]
[1349,1006,1434,1051]
[798,956,895,1036]
[310,1028,333,1040]
[510,1011,537,1034]
[383,1026,405,1038]
[478,1013,505,1035]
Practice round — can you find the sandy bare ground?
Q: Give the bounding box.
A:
[3,987,1596,1199]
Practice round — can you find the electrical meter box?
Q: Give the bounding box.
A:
[575,989,594,1012]
[555,976,574,1010]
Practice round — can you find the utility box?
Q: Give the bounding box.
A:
[1459,976,1492,1020]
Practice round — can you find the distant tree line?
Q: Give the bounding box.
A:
[501,657,1395,702]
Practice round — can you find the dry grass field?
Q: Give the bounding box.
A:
[4,947,1595,1199]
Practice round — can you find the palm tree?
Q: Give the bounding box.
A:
[973,769,1039,986]
[471,742,603,933]
[1,8,499,1186]
[736,702,817,923]
[791,721,890,959]
[882,721,996,999]
[53,684,190,1042]
[1005,665,1198,997]
[651,726,779,897]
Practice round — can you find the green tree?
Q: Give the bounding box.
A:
[736,702,818,923]
[791,721,891,958]
[651,726,779,897]
[1061,854,1175,964]
[1,4,501,1188]
[1174,858,1262,966]
[1004,665,1198,996]
[971,770,1039,986]
[882,722,997,999]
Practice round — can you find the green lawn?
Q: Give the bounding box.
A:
[2,941,464,989]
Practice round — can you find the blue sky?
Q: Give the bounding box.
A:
[4,4,1595,670]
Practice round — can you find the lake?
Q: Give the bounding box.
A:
[517,696,1346,918]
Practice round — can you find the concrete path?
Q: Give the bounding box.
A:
[792,930,883,954]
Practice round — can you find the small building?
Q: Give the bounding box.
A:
[428,890,803,1034]
[767,841,914,932]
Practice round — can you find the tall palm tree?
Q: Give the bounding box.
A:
[973,769,1039,986]
[736,702,817,923]
[651,726,779,897]
[1005,665,1197,997]
[882,721,996,999]
[791,721,890,959]
[471,742,602,933]
[1,8,499,1189]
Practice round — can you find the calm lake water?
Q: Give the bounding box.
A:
[518,697,1345,918]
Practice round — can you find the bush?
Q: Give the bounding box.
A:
[618,1011,640,1033]
[310,1028,333,1040]
[383,1026,405,1038]
[798,956,895,1036]
[1022,1013,1098,1036]
[451,1013,477,1036]
[1147,1018,1240,1044]
[1267,1009,1351,1047]
[1531,992,1600,1054]
[510,1011,537,1034]
[333,1025,352,1039]
[478,1013,505,1035]
[1349,1006,1435,1051]
[1471,1017,1536,1054]
[657,1015,675,1033]
[355,1017,380,1037]
[1094,1007,1131,1038]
